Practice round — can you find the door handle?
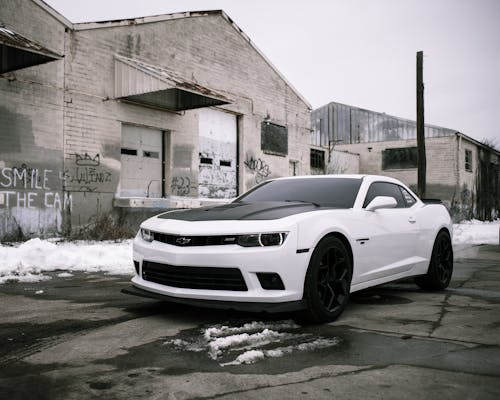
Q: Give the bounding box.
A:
[408,216,416,224]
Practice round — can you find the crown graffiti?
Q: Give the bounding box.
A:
[75,153,100,166]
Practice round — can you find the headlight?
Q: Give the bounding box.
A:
[237,232,287,247]
[141,228,154,242]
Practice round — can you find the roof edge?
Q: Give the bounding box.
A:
[218,10,312,110]
[35,0,73,29]
[73,10,223,31]
[456,132,500,155]
[72,8,312,110]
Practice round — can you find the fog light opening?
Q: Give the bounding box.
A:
[257,272,285,290]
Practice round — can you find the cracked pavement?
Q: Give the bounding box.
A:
[0,244,499,399]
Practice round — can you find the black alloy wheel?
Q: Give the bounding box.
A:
[301,236,352,323]
[415,230,453,290]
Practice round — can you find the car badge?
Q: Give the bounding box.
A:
[176,237,192,245]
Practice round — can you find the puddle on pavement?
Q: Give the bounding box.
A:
[96,318,500,377]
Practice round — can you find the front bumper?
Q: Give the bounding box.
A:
[122,285,306,313]
[131,229,311,305]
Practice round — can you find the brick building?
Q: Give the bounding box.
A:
[0,0,311,239]
[312,101,500,220]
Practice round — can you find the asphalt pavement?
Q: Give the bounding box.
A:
[0,244,499,400]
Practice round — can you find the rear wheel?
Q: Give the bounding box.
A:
[415,230,453,290]
[300,236,352,323]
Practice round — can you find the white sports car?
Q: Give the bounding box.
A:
[125,175,453,323]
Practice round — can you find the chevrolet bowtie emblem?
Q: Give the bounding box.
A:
[176,237,192,245]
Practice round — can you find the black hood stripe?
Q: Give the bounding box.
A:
[158,201,332,221]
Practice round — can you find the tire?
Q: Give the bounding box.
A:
[415,230,453,290]
[299,236,352,324]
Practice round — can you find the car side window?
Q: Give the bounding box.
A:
[399,187,417,207]
[363,182,406,208]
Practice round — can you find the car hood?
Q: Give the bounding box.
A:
[157,201,328,221]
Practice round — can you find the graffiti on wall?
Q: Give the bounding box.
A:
[61,153,113,192]
[244,155,271,183]
[0,153,115,211]
[0,164,72,210]
[171,176,193,196]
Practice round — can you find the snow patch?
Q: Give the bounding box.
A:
[221,337,340,366]
[453,219,499,245]
[165,320,340,366]
[0,239,133,284]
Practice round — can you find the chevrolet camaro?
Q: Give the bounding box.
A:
[124,175,453,323]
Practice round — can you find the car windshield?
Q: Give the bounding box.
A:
[235,177,362,208]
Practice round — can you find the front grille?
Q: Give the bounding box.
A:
[152,232,238,246]
[142,261,248,291]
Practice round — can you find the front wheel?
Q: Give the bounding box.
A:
[415,230,453,290]
[300,236,352,324]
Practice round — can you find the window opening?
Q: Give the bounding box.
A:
[310,149,325,170]
[143,151,159,159]
[465,149,473,172]
[121,148,137,156]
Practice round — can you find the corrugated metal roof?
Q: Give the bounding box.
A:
[311,101,459,146]
[0,25,62,73]
[115,55,231,111]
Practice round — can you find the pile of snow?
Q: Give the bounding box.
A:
[453,219,499,245]
[0,238,133,284]
[164,320,340,366]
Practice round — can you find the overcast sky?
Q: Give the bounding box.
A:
[44,0,500,146]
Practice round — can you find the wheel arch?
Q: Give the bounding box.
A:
[315,232,354,271]
[437,225,451,236]
[300,231,355,323]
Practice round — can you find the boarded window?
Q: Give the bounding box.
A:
[121,148,137,156]
[465,149,472,172]
[261,121,288,156]
[382,147,418,170]
[200,157,213,165]
[310,149,325,170]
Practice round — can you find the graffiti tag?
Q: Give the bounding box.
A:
[244,156,271,183]
[171,176,192,196]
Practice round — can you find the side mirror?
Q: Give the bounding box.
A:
[365,196,397,212]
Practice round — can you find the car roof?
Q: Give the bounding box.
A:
[272,174,403,184]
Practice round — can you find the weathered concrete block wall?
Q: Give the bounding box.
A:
[1,6,311,238]
[337,135,459,203]
[64,13,310,229]
[0,0,67,239]
[327,150,359,174]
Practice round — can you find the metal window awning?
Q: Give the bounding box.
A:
[0,25,62,74]
[114,55,231,111]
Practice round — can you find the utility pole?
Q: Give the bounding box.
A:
[416,51,426,198]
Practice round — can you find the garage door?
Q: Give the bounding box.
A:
[120,124,163,198]
[198,109,237,199]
